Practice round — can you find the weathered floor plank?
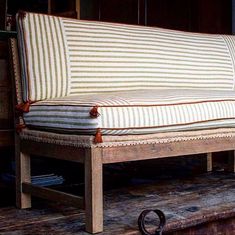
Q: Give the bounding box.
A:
[0,172,234,234]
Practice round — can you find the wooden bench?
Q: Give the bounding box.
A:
[10,11,235,233]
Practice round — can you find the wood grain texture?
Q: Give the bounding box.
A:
[0,41,7,58]
[102,137,235,164]
[0,130,14,147]
[85,148,103,233]
[0,0,7,30]
[167,217,235,235]
[47,0,52,14]
[0,173,234,234]
[0,41,14,144]
[206,153,213,172]
[228,151,235,173]
[76,0,80,19]
[21,140,85,163]
[16,152,31,209]
[22,183,84,209]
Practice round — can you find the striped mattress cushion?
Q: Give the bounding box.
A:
[23,89,235,135]
[17,12,235,102]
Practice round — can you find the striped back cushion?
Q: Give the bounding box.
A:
[17,12,70,101]
[17,12,235,101]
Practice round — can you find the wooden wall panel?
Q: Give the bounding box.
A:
[0,0,7,30]
[99,0,139,24]
[147,0,193,31]
[195,0,232,34]
[80,0,232,34]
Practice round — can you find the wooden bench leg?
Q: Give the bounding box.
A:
[85,148,103,234]
[228,151,235,173]
[206,153,213,172]
[16,152,32,209]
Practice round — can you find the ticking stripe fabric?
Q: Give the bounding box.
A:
[17,12,235,102]
[63,20,235,94]
[16,12,70,101]
[23,89,235,135]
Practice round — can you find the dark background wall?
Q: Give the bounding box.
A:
[5,0,232,34]
[80,0,232,34]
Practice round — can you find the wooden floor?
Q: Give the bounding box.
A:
[0,171,234,235]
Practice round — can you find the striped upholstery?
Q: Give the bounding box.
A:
[63,20,235,94]
[17,12,235,102]
[17,12,70,101]
[16,12,235,137]
[24,89,235,135]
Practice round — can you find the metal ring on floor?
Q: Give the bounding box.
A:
[138,209,166,235]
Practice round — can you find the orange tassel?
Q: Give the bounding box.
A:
[16,124,26,133]
[22,101,31,113]
[16,101,31,113]
[90,106,100,118]
[94,128,103,144]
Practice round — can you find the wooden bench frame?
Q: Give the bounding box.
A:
[15,136,235,233]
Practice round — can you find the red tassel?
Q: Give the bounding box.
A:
[16,101,31,113]
[16,124,26,133]
[90,106,100,118]
[94,128,103,144]
[22,101,31,113]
